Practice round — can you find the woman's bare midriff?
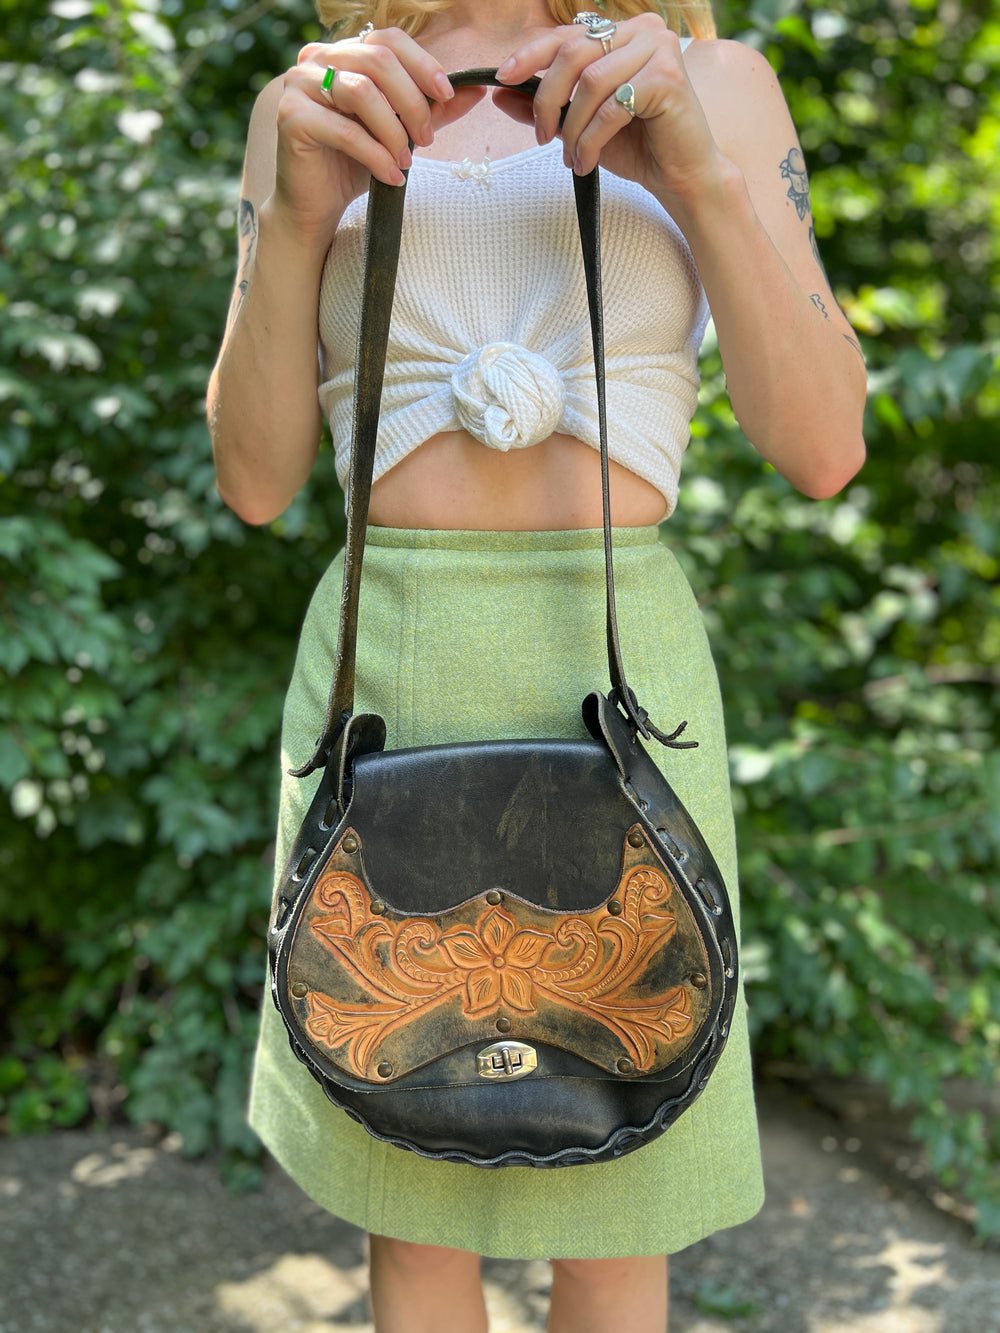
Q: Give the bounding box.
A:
[367,430,668,531]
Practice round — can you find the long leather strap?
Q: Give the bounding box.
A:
[293,68,694,778]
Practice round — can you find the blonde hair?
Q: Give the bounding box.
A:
[315,2,716,42]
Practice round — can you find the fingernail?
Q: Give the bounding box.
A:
[496,57,515,80]
[398,146,412,169]
[434,72,453,100]
[390,167,405,186]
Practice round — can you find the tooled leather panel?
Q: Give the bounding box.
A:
[284,823,717,1083]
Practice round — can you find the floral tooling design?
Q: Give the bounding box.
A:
[298,856,696,1080]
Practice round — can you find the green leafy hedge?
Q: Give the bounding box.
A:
[2,0,998,1229]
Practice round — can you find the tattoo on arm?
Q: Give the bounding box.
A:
[789,157,865,365]
[810,291,864,365]
[779,146,811,221]
[779,144,831,279]
[808,226,827,276]
[225,198,258,332]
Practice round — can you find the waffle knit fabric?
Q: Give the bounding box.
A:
[249,526,764,1259]
[317,140,709,514]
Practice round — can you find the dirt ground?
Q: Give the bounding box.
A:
[0,1082,996,1333]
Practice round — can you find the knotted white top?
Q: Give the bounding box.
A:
[451,342,566,451]
[318,137,709,514]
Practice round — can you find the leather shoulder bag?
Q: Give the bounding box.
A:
[269,70,738,1169]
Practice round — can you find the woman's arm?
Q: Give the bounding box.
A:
[207,33,480,525]
[207,79,328,526]
[497,20,866,499]
[665,39,866,498]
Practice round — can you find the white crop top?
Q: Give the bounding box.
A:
[318,137,709,515]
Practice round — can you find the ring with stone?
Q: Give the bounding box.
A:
[615,82,636,118]
[321,66,337,100]
[358,21,374,42]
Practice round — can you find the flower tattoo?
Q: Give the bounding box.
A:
[779,146,811,221]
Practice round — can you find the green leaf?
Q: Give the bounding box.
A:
[0,732,31,790]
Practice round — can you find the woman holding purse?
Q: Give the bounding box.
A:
[208,1,866,1328]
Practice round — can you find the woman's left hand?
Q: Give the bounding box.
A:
[495,13,726,212]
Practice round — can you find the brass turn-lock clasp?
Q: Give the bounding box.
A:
[476,1041,537,1081]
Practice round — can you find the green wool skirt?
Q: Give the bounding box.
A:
[249,526,764,1259]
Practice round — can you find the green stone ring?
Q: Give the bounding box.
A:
[321,66,336,93]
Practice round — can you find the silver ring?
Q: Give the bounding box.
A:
[574,13,616,54]
[593,25,616,54]
[615,82,636,118]
[321,65,337,102]
[359,21,374,42]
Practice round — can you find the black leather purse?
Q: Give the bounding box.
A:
[269,71,738,1168]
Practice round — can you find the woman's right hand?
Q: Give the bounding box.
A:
[209,29,484,525]
[270,28,483,245]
